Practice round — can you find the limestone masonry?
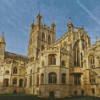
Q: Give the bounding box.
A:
[0,12,100,98]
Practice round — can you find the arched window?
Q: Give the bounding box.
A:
[62,61,65,66]
[89,72,95,84]
[49,72,57,83]
[30,70,32,74]
[49,54,56,65]
[30,76,32,87]
[13,78,17,84]
[88,55,95,69]
[74,74,81,85]
[41,73,44,84]
[48,35,51,43]
[42,61,45,67]
[37,74,39,86]
[42,32,45,40]
[62,73,66,84]
[6,70,9,74]
[13,67,17,74]
[37,68,40,73]
[74,42,80,66]
[41,45,45,51]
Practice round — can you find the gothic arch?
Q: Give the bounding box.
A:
[42,32,45,40]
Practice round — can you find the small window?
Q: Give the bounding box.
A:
[41,45,45,51]
[49,54,56,65]
[30,70,32,74]
[62,61,65,66]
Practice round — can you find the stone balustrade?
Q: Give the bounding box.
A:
[69,67,83,74]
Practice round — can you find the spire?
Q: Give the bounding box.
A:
[36,10,42,25]
[96,36,98,42]
[51,19,55,25]
[1,32,5,43]
[37,10,41,17]
[67,17,73,27]
[82,25,84,29]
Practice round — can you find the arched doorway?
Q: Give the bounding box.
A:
[92,89,95,95]
[13,90,17,94]
[49,91,54,97]
[81,90,84,95]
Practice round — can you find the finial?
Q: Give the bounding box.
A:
[96,36,98,42]
[69,17,72,24]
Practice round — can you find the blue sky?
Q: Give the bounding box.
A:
[0,0,100,56]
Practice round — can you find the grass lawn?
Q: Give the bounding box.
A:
[0,94,100,100]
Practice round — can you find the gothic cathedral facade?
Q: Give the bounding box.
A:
[0,12,100,98]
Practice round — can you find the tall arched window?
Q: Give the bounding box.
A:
[42,32,45,40]
[49,54,56,65]
[88,55,95,69]
[13,67,17,74]
[89,72,95,84]
[41,73,44,84]
[41,45,45,51]
[13,78,17,84]
[48,35,51,43]
[62,73,66,84]
[62,61,65,66]
[37,74,39,86]
[74,42,80,66]
[24,77,27,87]
[49,72,57,83]
[30,76,32,87]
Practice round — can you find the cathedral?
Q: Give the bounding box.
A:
[0,12,100,98]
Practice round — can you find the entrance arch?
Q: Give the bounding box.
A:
[49,91,54,97]
[81,90,84,95]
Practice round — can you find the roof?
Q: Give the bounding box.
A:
[5,51,30,60]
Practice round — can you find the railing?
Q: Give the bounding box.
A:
[69,67,83,74]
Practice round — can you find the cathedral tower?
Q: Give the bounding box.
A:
[27,11,56,58]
